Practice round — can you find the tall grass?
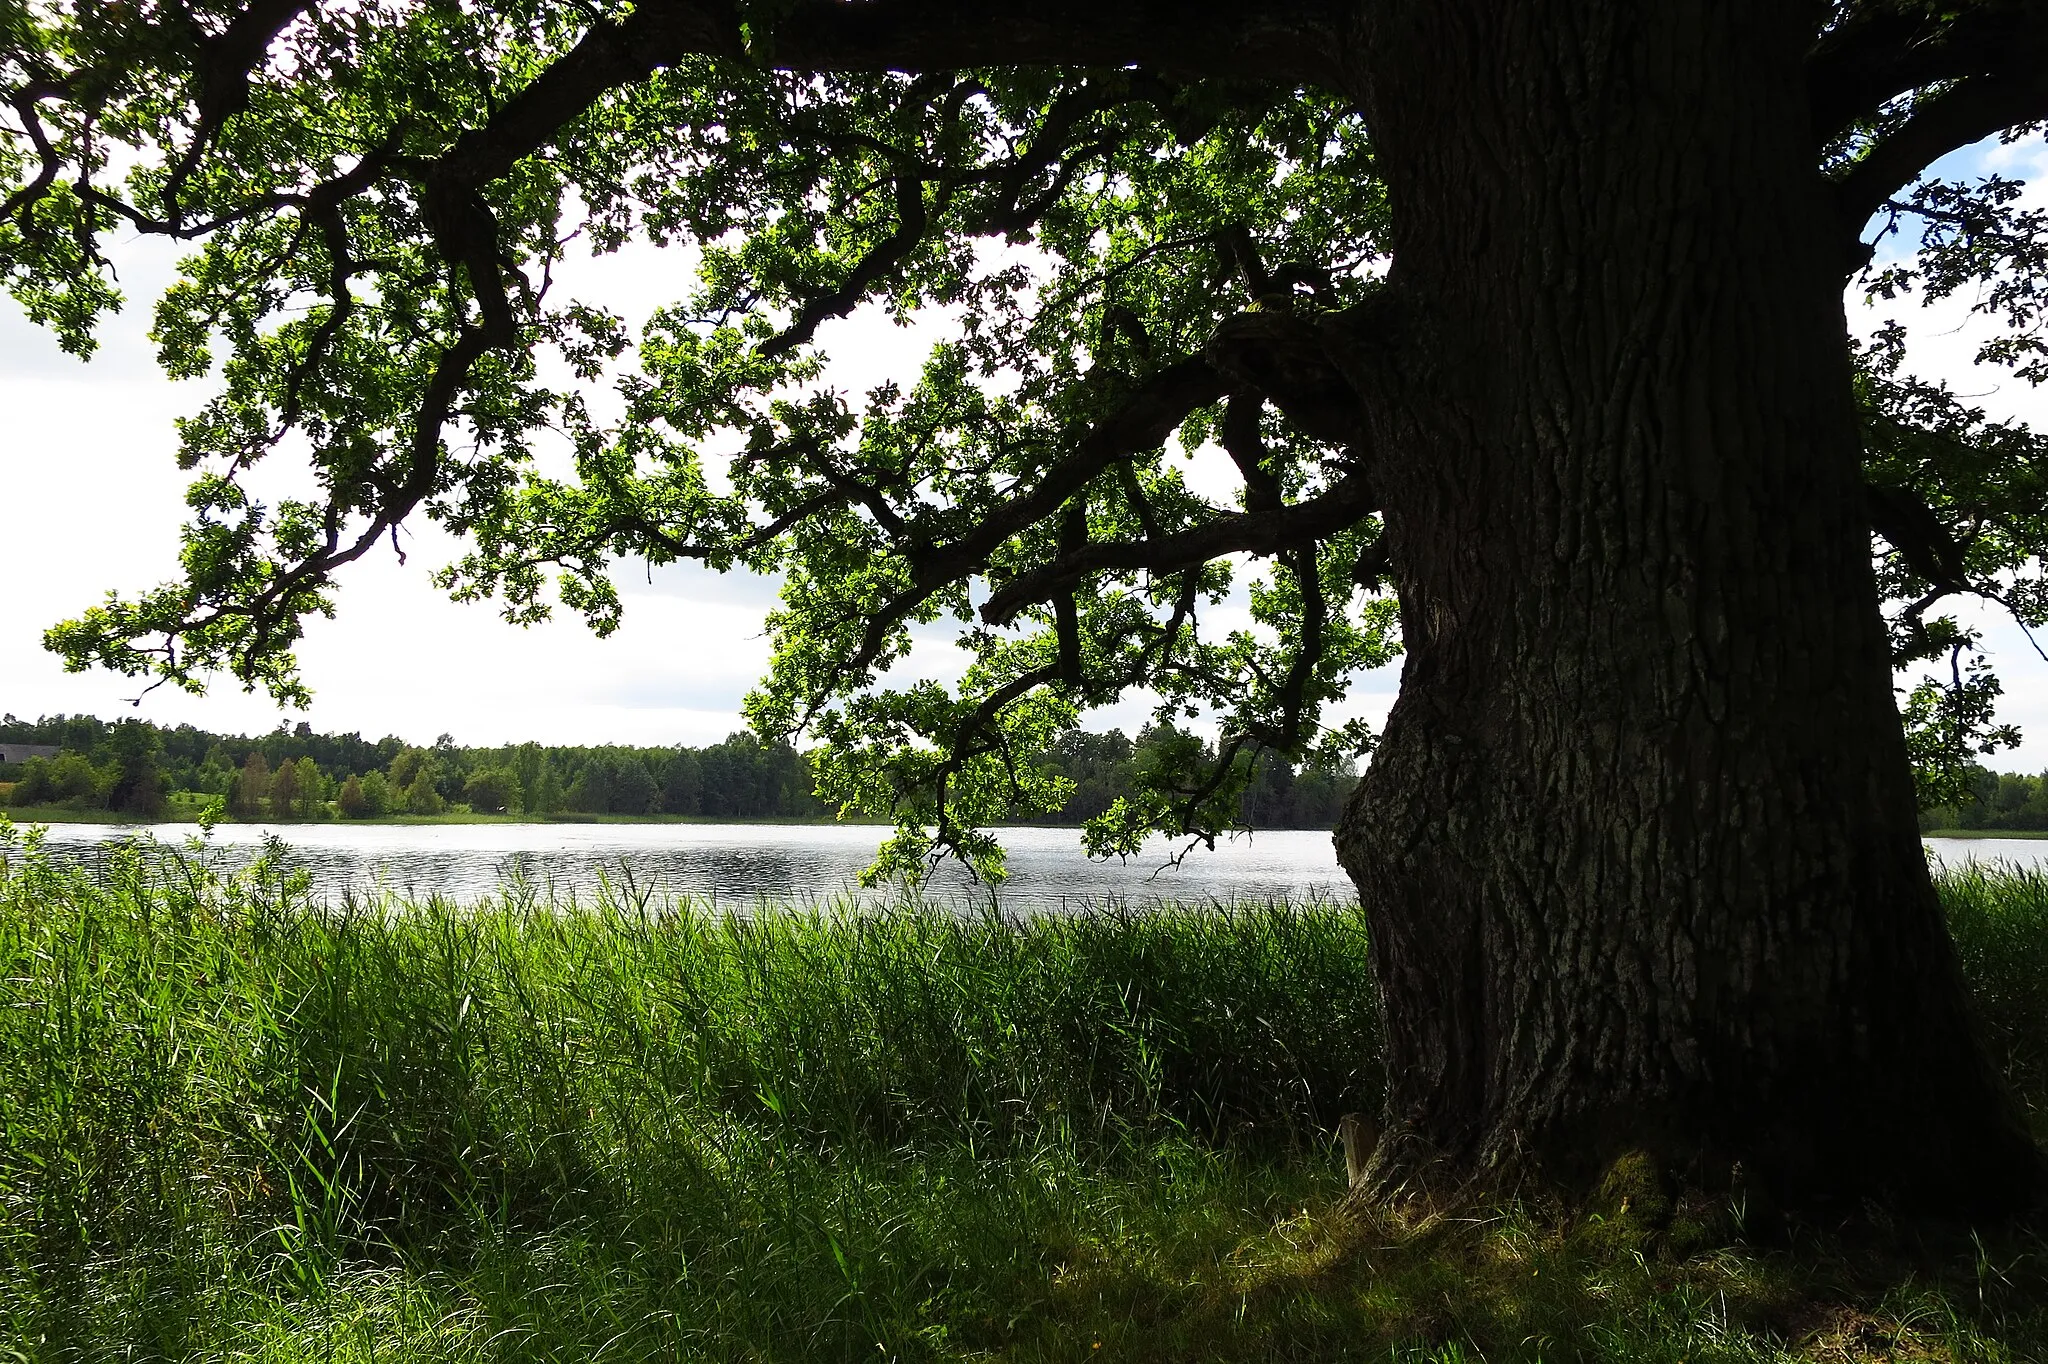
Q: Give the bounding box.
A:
[1935,861,2048,1114]
[3,824,2047,1362]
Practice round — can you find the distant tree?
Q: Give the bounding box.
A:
[105,720,168,817]
[659,750,701,816]
[700,733,776,818]
[57,717,106,758]
[387,747,428,791]
[609,755,659,815]
[1920,764,2048,834]
[291,757,325,819]
[230,753,270,821]
[462,767,520,814]
[336,774,369,819]
[560,752,657,815]
[2019,774,2048,832]
[765,742,821,817]
[696,741,737,818]
[121,764,167,818]
[1286,754,1355,829]
[267,758,302,821]
[11,757,50,806]
[358,771,393,818]
[1238,751,1296,828]
[194,752,235,797]
[1041,729,1136,823]
[403,769,444,816]
[45,754,107,807]
[432,733,466,803]
[511,743,545,813]
[527,761,563,816]
[564,759,611,815]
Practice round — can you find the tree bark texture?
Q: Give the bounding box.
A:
[1329,0,2040,1210]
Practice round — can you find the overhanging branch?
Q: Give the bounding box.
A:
[1835,71,2048,232]
[978,468,1378,625]
[1808,1,2048,147]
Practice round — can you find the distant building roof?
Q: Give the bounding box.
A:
[0,744,59,764]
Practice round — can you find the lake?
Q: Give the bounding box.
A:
[11,819,1359,910]
[11,822,2043,910]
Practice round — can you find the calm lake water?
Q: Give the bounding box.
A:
[1921,837,2048,872]
[12,823,2042,910]
[13,820,1357,910]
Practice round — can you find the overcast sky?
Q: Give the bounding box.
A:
[3,135,2045,763]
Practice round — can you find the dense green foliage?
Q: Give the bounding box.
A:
[2,831,2046,1360]
[1920,765,2048,833]
[10,6,2045,872]
[0,711,1356,828]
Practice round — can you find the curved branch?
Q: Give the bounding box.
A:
[1206,307,1373,447]
[760,172,929,357]
[1834,68,2048,232]
[659,0,1347,85]
[979,468,1378,625]
[1867,481,1970,595]
[809,356,1229,702]
[161,0,318,214]
[915,357,1231,584]
[1221,393,1282,513]
[1,82,65,225]
[1808,0,2048,146]
[1247,544,1327,752]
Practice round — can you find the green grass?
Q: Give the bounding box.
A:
[0,798,219,825]
[3,825,2048,1361]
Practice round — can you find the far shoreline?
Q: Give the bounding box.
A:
[0,805,883,828]
[3,806,2029,839]
[1921,828,2048,840]
[0,806,1347,835]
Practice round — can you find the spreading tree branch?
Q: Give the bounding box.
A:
[160,0,319,215]
[1835,67,2048,231]
[978,469,1378,625]
[1808,0,2048,146]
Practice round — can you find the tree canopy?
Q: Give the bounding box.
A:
[5,1,2048,879]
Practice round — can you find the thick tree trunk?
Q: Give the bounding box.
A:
[1329,0,2040,1211]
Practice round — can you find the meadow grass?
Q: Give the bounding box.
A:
[3,824,2048,1362]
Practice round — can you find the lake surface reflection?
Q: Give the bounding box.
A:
[1922,837,2048,872]
[18,820,1357,909]
[18,824,2046,909]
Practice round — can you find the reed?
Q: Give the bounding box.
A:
[3,824,2046,1361]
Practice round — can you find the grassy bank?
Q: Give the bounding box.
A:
[3,834,2048,1361]
[1924,827,2048,839]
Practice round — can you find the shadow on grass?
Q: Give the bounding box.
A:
[972,1197,2048,1363]
[217,1161,2044,1364]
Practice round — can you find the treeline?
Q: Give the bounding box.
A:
[0,713,1356,828]
[1038,729,1356,830]
[0,715,822,822]
[1923,766,2048,833]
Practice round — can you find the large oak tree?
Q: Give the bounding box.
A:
[8,0,2048,1212]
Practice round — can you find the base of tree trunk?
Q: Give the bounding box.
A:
[1343,1120,2043,1233]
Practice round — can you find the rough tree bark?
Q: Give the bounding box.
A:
[1327,0,2040,1209]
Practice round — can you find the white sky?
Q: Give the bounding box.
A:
[1,133,2044,763]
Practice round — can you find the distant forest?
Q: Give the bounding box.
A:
[1922,766,2048,833]
[0,714,1356,829]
